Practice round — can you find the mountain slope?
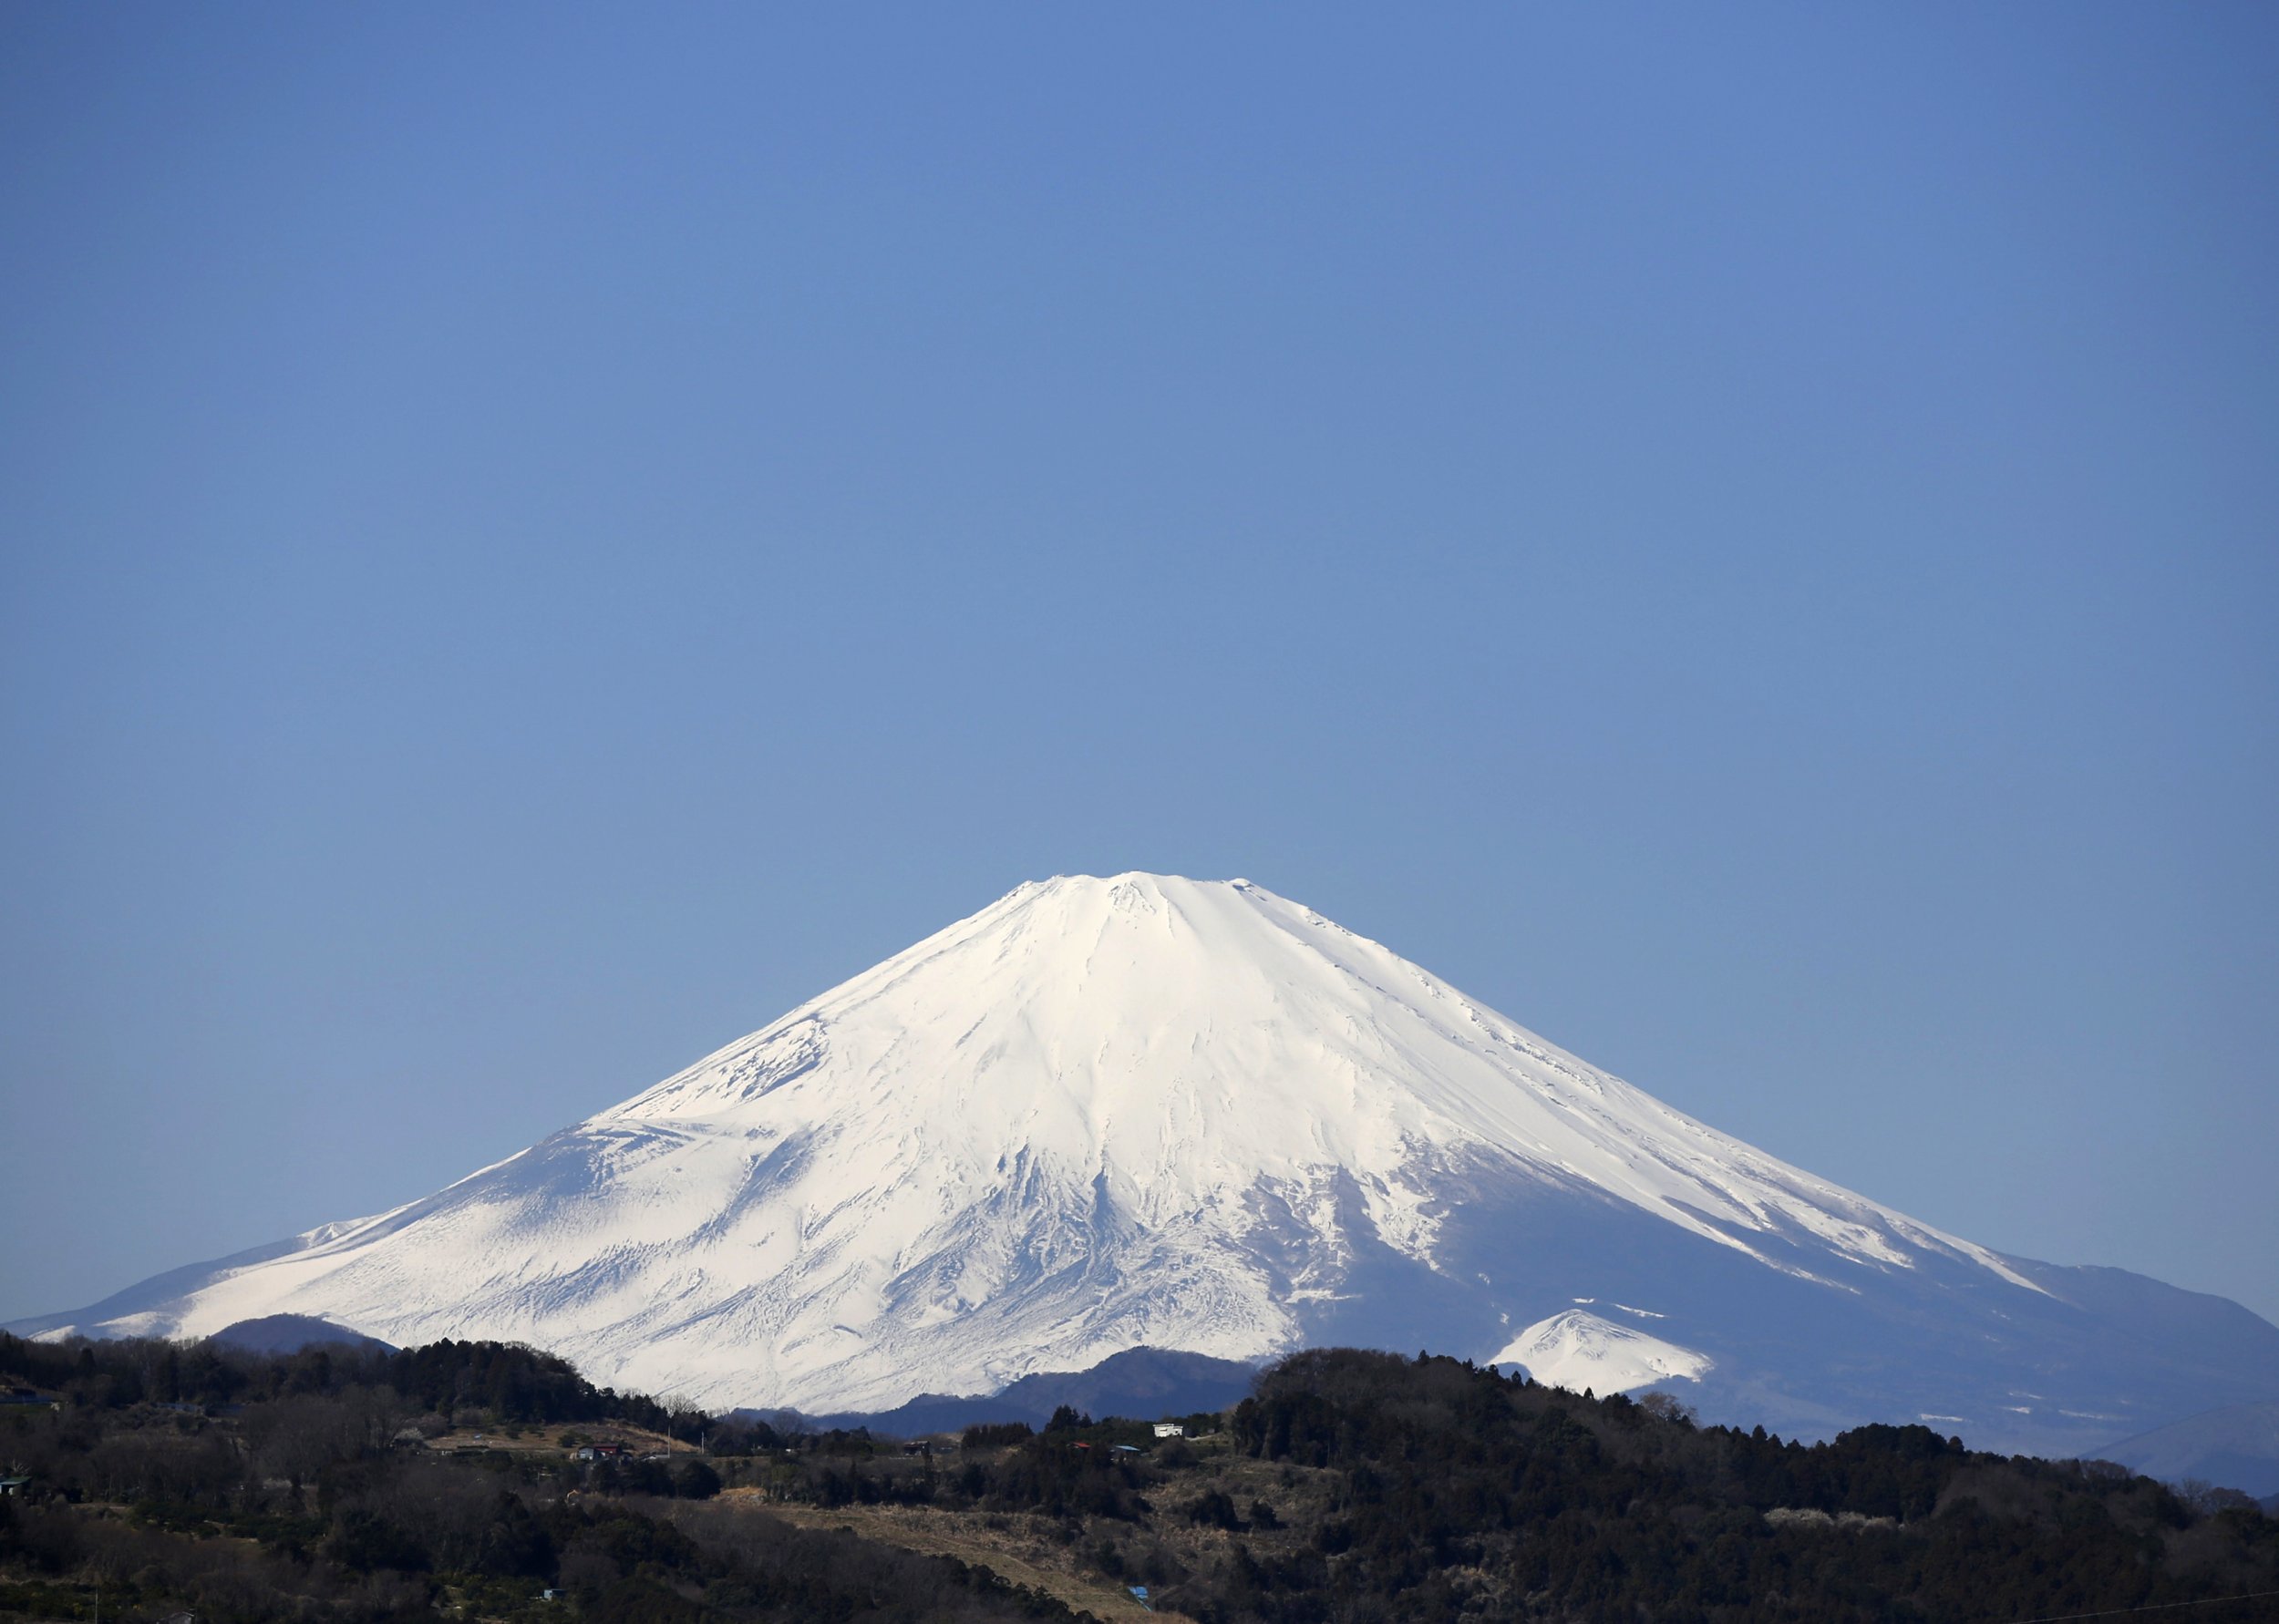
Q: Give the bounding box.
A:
[2091,1401,2279,1498]
[798,1346,1261,1439]
[17,874,2278,1452]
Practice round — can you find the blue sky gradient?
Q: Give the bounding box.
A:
[3,5,2274,1327]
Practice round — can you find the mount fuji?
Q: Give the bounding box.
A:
[17,874,2278,1454]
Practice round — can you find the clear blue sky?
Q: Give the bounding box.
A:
[4,5,2274,1330]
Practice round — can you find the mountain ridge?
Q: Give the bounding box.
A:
[777,1346,1262,1440]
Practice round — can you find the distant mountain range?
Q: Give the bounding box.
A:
[15,873,2278,1459]
[781,1347,1257,1438]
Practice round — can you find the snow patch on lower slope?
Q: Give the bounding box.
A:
[1491,1309,1714,1394]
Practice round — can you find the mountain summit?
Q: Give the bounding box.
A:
[20,874,2278,1451]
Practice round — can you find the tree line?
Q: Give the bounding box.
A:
[5,1332,2276,1620]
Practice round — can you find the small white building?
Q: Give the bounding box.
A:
[1152,1422,1185,1439]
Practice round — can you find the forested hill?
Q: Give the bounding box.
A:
[1201,1349,2279,1619]
[3,1332,2276,1621]
[0,1328,710,1441]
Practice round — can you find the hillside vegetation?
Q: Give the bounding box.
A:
[3,1333,2275,1621]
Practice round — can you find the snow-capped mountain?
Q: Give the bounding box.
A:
[1490,1307,1715,1396]
[17,874,2278,1454]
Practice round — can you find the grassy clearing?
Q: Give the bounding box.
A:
[744,1497,1156,1618]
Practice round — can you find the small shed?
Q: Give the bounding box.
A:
[1152,1422,1185,1439]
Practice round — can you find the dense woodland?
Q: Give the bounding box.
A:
[3,1332,2274,1622]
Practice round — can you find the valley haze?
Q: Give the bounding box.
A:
[16,873,2278,1463]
